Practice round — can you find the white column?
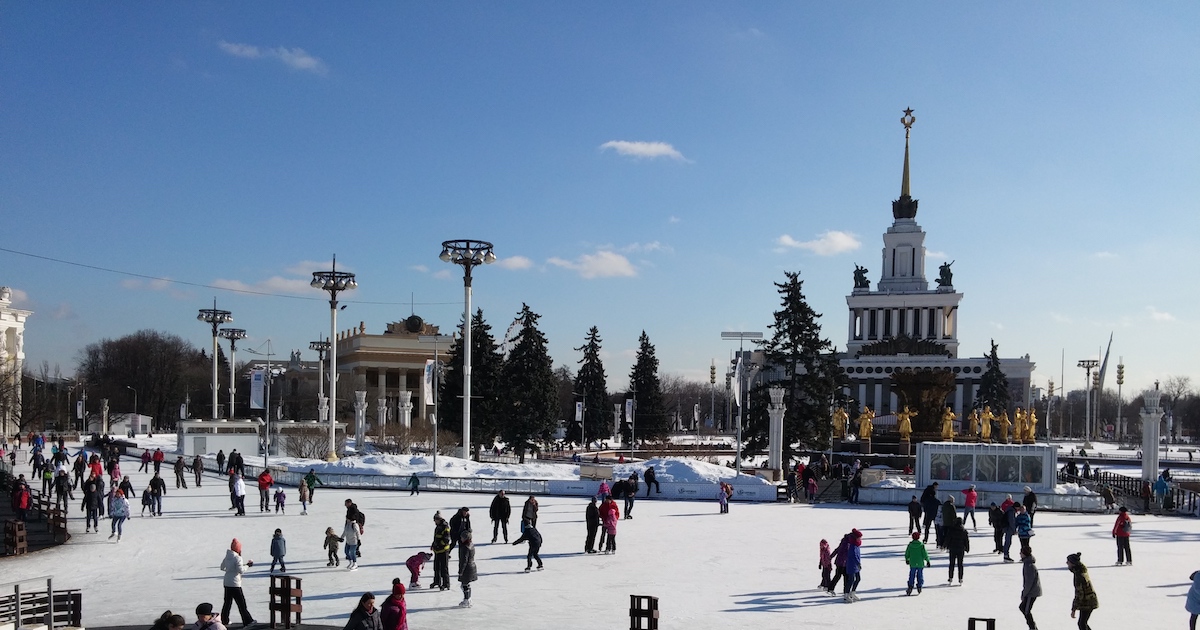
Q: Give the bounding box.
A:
[398,390,413,430]
[353,391,367,451]
[767,386,786,474]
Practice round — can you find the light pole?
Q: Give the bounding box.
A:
[1116,360,1125,441]
[572,389,587,449]
[197,300,233,420]
[419,333,454,474]
[309,338,330,405]
[439,239,496,461]
[1046,378,1055,443]
[125,385,138,431]
[312,256,357,462]
[722,331,763,474]
[1078,359,1099,449]
[219,328,247,419]
[245,340,280,469]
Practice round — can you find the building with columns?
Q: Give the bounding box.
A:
[0,287,32,436]
[836,113,1034,420]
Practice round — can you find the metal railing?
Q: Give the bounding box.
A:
[0,576,82,629]
[1058,468,1200,515]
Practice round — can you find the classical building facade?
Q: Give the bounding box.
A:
[0,287,32,436]
[836,113,1034,420]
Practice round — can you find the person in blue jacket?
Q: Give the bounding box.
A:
[840,528,864,603]
[270,528,287,573]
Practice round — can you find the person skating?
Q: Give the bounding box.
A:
[489,490,511,543]
[72,453,87,489]
[599,495,620,553]
[944,518,970,584]
[232,473,247,516]
[173,456,189,489]
[192,455,204,487]
[108,488,130,541]
[216,450,226,476]
[1067,552,1099,630]
[961,484,979,530]
[380,581,407,630]
[53,469,73,513]
[430,512,452,590]
[303,469,323,501]
[1023,486,1039,526]
[118,475,135,502]
[141,486,154,517]
[343,593,380,630]
[138,450,152,474]
[988,502,1005,554]
[345,499,366,556]
[920,482,940,543]
[1112,506,1133,565]
[405,552,432,589]
[786,469,799,503]
[457,530,478,607]
[273,487,286,514]
[193,603,226,630]
[841,529,864,603]
[818,539,833,591]
[269,528,287,573]
[1015,504,1034,556]
[521,495,539,531]
[82,473,100,532]
[623,473,638,518]
[219,538,256,628]
[584,497,600,553]
[149,471,167,516]
[1002,499,1018,562]
[152,448,165,474]
[644,465,660,496]
[512,523,544,570]
[299,482,310,516]
[257,470,274,512]
[448,506,470,552]
[1019,548,1041,630]
[907,495,922,535]
[904,532,931,595]
[325,527,344,567]
[407,473,419,496]
[343,517,362,570]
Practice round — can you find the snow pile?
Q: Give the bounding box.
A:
[1054,482,1099,496]
[868,477,914,489]
[614,457,773,486]
[269,453,581,480]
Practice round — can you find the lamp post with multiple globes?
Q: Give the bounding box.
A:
[218,328,247,419]
[197,300,233,421]
[311,257,357,462]
[439,239,496,461]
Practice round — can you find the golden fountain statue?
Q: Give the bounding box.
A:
[940,406,957,441]
[897,405,916,440]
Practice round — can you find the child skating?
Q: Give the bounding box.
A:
[406,551,432,589]
[324,527,343,567]
[273,487,286,514]
[270,528,287,573]
[904,532,931,595]
[819,539,833,591]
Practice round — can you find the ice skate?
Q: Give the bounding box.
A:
[458,600,472,608]
[843,594,852,603]
[524,567,531,573]
[536,566,544,571]
[109,533,115,539]
[905,586,912,596]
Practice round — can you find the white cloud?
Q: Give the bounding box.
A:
[1147,306,1176,322]
[926,250,948,260]
[409,264,430,273]
[547,250,637,279]
[495,256,534,270]
[211,276,315,296]
[217,41,329,76]
[8,288,29,306]
[988,321,1005,330]
[668,216,682,224]
[432,269,454,280]
[621,241,672,255]
[776,230,861,256]
[600,140,687,161]
[1049,312,1073,324]
[1092,251,1117,259]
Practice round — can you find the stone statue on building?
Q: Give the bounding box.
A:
[967,409,980,438]
[897,406,916,440]
[940,406,957,441]
[1013,407,1027,444]
[857,407,874,440]
[998,410,1012,443]
[853,265,870,289]
[980,406,994,442]
[936,260,954,287]
[1025,409,1039,442]
[832,407,849,439]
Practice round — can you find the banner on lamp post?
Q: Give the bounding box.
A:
[250,369,265,410]
[76,400,84,420]
[575,401,583,425]
[424,360,435,406]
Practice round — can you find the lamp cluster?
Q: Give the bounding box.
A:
[439,239,497,266]
[197,307,233,326]
[310,271,357,292]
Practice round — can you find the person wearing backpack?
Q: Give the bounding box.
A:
[345,499,366,557]
[1112,506,1133,565]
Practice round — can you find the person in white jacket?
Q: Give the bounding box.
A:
[342,518,361,570]
[232,474,247,516]
[219,538,256,626]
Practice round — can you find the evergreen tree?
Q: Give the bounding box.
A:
[438,309,505,456]
[626,331,668,442]
[976,339,1011,413]
[497,304,558,462]
[573,327,611,446]
[752,271,846,462]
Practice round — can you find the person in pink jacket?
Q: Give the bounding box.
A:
[960,485,979,530]
[599,496,620,554]
[596,481,610,500]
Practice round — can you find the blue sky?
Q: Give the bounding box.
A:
[2,3,1197,396]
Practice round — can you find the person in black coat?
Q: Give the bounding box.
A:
[988,502,1005,553]
[584,497,601,553]
[920,482,940,543]
[512,525,543,571]
[448,507,471,552]
[343,592,381,630]
[624,473,639,519]
[489,491,511,543]
[644,466,660,496]
[907,495,923,535]
[944,520,970,584]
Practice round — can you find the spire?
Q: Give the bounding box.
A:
[892,108,919,220]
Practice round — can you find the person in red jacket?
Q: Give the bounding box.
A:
[10,480,31,522]
[152,448,165,474]
[1112,506,1133,565]
[257,470,274,513]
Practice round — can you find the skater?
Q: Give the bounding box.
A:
[141,486,154,517]
[448,506,471,552]
[53,469,73,513]
[489,490,511,543]
[644,465,660,496]
[933,500,945,549]
[405,552,432,588]
[457,530,477,607]
[920,482,940,543]
[598,495,618,550]
[152,448,165,474]
[623,473,638,518]
[717,482,729,514]
[149,472,167,516]
[216,450,226,475]
[139,450,152,473]
[174,456,189,489]
[193,455,204,487]
[407,473,419,496]
[345,500,366,556]
[343,593,379,630]
[1099,485,1116,513]
[343,516,361,570]
[521,495,539,531]
[944,518,970,584]
[512,523,544,570]
[273,487,286,514]
[303,469,323,501]
[597,480,610,500]
[839,529,864,602]
[232,473,247,516]
[299,482,310,516]
[257,470,274,512]
[907,495,922,534]
[806,476,818,502]
[73,453,87,489]
[1067,552,1099,630]
[904,532,931,595]
[1019,547,1041,630]
[1112,506,1132,565]
[1023,486,1039,526]
[584,497,600,553]
[818,539,833,591]
[269,528,287,573]
[82,474,100,532]
[988,502,1005,554]
[786,469,799,503]
[961,484,978,529]
[1002,499,1018,562]
[325,527,344,567]
[108,488,130,541]
[380,581,407,630]
[1015,504,1034,555]
[430,512,452,590]
[219,539,256,627]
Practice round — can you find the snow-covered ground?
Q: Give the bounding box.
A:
[6,446,1200,630]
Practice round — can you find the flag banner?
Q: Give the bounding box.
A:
[250,369,265,409]
[575,401,583,425]
[693,403,700,428]
[625,398,634,429]
[424,360,435,406]
[76,400,84,420]
[732,356,744,407]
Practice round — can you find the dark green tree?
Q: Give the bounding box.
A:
[976,340,1011,414]
[751,271,846,462]
[574,327,612,446]
[626,331,668,442]
[439,309,505,456]
[77,329,208,430]
[497,304,558,462]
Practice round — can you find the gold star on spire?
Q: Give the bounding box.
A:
[900,108,915,197]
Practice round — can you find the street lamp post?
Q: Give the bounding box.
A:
[309,338,330,413]
[419,334,454,474]
[439,239,496,461]
[1046,378,1055,443]
[219,328,247,420]
[197,300,233,420]
[722,331,763,474]
[1077,359,1099,449]
[244,340,279,469]
[312,256,357,462]
[572,390,587,449]
[125,385,138,432]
